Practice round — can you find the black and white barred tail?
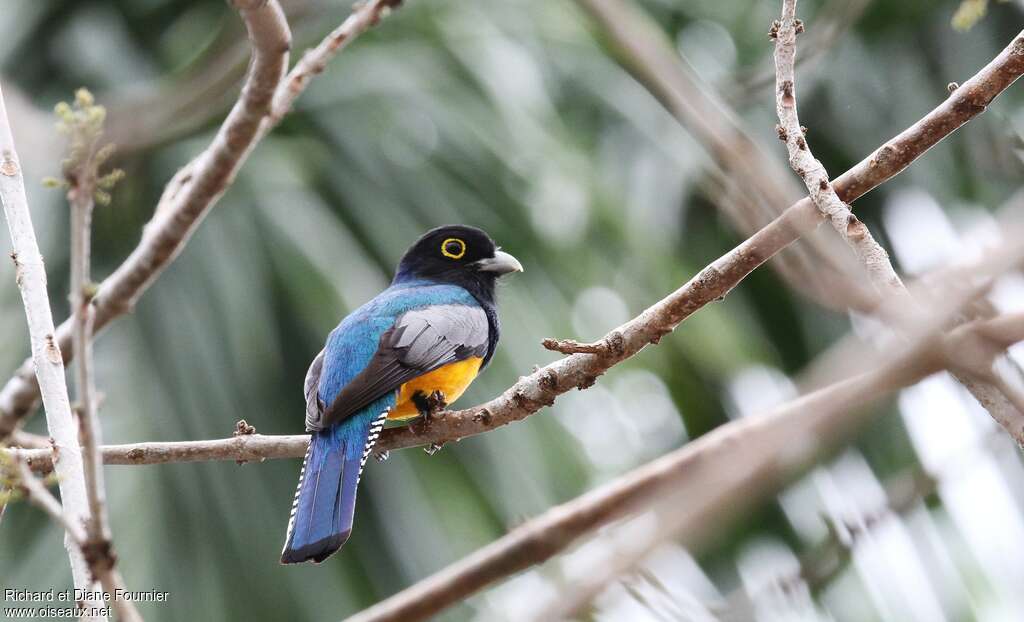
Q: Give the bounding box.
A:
[280,410,388,564]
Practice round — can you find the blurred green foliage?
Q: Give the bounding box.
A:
[1,0,1022,620]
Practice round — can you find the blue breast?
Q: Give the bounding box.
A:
[316,280,479,407]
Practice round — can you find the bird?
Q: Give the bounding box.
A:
[280,225,522,564]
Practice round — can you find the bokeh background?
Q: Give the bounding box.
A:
[2,0,1024,620]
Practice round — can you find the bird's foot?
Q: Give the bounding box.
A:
[374,450,390,463]
[410,391,448,455]
[413,390,448,420]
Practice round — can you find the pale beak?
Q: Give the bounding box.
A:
[475,250,523,275]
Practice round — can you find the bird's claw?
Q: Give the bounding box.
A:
[413,390,448,420]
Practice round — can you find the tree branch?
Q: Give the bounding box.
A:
[12,433,310,473]
[263,0,404,130]
[67,107,113,606]
[0,82,104,613]
[773,3,1024,446]
[56,89,142,622]
[772,1,904,298]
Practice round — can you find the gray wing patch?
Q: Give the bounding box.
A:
[313,305,489,430]
[392,306,489,370]
[304,349,326,431]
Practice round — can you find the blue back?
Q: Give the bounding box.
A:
[317,280,479,407]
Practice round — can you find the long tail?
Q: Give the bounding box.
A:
[280,412,386,564]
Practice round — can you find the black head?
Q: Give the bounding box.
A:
[393,225,522,303]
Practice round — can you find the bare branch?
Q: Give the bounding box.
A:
[730,0,872,102]
[14,38,1021,470]
[12,434,310,473]
[773,0,904,298]
[263,0,404,130]
[67,100,109,577]
[0,82,104,610]
[772,3,1024,445]
[6,234,1023,620]
[572,0,1024,445]
[54,89,142,622]
[541,333,624,355]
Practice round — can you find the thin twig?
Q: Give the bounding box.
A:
[69,151,105,548]
[773,0,904,298]
[541,332,625,356]
[62,88,108,562]
[730,0,872,102]
[263,0,405,130]
[61,96,142,622]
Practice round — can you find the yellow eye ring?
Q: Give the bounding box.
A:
[441,237,466,259]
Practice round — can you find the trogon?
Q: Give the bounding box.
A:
[280,225,522,564]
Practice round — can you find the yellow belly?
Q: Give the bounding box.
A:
[390,357,483,420]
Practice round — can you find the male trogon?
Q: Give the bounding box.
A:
[280,225,522,564]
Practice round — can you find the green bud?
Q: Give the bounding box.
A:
[74,88,94,108]
[97,168,125,189]
[95,143,116,165]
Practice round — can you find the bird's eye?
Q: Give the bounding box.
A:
[441,237,466,259]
